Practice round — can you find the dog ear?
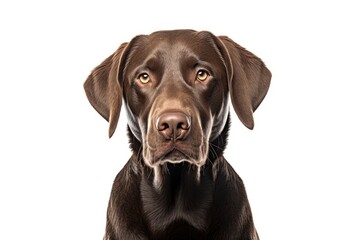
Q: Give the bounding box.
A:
[218,36,271,129]
[84,43,128,138]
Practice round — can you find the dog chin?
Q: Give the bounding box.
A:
[160,158,190,164]
[159,149,206,167]
[151,157,206,169]
[144,150,206,190]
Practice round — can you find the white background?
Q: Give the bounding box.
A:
[1,0,359,239]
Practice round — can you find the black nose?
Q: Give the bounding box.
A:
[156,111,191,140]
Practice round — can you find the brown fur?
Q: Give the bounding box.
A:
[84,30,271,239]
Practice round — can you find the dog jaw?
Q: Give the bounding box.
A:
[143,144,208,190]
[143,135,209,189]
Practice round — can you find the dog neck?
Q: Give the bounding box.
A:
[140,161,215,233]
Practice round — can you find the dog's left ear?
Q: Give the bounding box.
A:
[84,43,128,138]
[217,36,271,129]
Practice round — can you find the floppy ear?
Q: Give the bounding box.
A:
[84,43,128,138]
[218,36,271,129]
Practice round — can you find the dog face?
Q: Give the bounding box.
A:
[122,31,231,168]
[84,29,271,169]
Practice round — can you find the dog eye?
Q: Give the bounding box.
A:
[196,70,209,81]
[138,73,151,84]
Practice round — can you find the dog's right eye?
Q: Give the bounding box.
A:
[196,70,209,81]
[138,73,151,84]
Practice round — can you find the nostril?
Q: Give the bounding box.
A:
[177,122,189,130]
[158,122,169,131]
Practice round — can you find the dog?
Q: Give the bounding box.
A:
[84,29,271,239]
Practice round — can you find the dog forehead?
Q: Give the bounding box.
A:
[129,30,221,63]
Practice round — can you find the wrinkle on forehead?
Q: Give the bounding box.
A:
[131,32,221,62]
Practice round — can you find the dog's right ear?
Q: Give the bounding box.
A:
[84,43,128,138]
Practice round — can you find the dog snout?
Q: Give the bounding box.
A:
[156,111,191,141]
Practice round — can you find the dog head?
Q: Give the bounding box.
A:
[84,30,271,169]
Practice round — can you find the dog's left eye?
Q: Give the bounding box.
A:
[138,73,151,84]
[196,70,209,81]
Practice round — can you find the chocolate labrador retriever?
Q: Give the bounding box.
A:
[84,29,271,239]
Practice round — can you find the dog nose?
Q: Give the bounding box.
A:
[156,111,191,140]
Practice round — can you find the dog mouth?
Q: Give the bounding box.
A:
[143,137,208,169]
[149,148,204,189]
[159,148,192,165]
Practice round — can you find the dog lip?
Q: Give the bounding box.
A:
[163,147,187,158]
[158,147,192,164]
[146,141,205,166]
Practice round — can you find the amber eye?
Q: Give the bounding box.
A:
[138,73,151,84]
[196,70,209,81]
